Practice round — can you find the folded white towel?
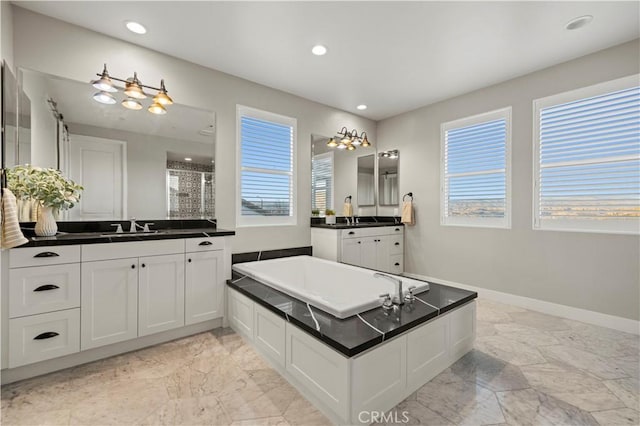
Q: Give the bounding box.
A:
[401,201,415,226]
[2,188,29,248]
[343,202,353,217]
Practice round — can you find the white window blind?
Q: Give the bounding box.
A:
[441,107,512,228]
[237,106,296,227]
[312,152,333,212]
[534,75,640,234]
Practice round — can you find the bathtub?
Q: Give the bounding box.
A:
[232,255,429,319]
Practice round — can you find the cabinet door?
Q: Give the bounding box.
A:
[81,258,138,350]
[138,254,185,336]
[341,238,362,266]
[374,236,391,272]
[185,250,224,325]
[360,238,378,270]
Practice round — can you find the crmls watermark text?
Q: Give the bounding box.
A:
[358,410,410,424]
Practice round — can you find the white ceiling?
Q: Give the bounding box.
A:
[14,1,640,120]
[22,69,215,144]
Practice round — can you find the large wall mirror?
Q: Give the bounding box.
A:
[378,150,399,206]
[7,67,216,221]
[311,134,377,215]
[357,154,375,207]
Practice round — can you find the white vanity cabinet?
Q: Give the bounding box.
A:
[312,225,404,273]
[185,237,225,325]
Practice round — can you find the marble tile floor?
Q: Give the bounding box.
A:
[1,298,638,426]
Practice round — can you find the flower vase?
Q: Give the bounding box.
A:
[325,215,336,225]
[35,206,58,237]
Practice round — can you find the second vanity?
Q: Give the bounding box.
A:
[311,218,404,274]
[1,220,234,384]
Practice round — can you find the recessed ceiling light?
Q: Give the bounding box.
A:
[125,21,147,34]
[356,104,367,110]
[184,157,192,162]
[311,45,327,56]
[565,15,593,30]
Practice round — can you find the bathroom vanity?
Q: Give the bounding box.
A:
[311,220,404,273]
[0,221,234,384]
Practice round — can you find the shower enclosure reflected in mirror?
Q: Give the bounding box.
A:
[357,154,375,207]
[378,150,399,206]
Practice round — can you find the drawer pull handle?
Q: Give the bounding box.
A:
[33,284,60,292]
[394,262,400,266]
[394,242,400,246]
[34,251,59,258]
[395,228,400,231]
[34,331,59,340]
[199,241,213,246]
[348,231,355,235]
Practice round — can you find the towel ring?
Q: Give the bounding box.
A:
[403,192,413,202]
[344,195,352,203]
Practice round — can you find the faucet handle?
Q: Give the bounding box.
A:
[143,223,154,232]
[404,285,417,302]
[110,224,123,234]
[379,293,394,311]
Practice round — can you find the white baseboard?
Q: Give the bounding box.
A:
[403,273,640,336]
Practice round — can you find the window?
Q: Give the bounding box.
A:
[236,105,296,227]
[312,152,333,212]
[534,75,640,234]
[441,107,512,228]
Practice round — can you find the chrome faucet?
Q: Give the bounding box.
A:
[374,272,404,305]
[129,218,137,233]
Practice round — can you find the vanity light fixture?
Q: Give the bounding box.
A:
[327,127,373,151]
[90,64,174,114]
[380,149,399,159]
[184,157,192,162]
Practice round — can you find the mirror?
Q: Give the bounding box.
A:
[1,60,18,170]
[311,134,377,215]
[378,150,399,206]
[12,68,216,221]
[357,154,375,207]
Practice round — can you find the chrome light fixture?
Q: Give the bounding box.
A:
[326,127,372,151]
[90,63,174,114]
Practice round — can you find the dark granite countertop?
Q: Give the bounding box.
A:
[227,270,476,357]
[16,219,235,247]
[310,222,404,230]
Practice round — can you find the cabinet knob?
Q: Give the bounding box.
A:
[141,263,146,268]
[188,258,192,263]
[131,264,136,269]
[357,241,361,244]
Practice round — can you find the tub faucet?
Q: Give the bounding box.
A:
[374,272,404,305]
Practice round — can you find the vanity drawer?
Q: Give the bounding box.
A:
[389,255,403,274]
[9,246,81,268]
[389,237,404,255]
[9,264,81,318]
[8,308,80,368]
[82,239,184,261]
[185,237,225,252]
[341,226,404,239]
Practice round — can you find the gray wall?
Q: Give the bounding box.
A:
[376,40,640,321]
[11,6,376,253]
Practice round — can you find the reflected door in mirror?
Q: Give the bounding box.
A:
[378,151,399,206]
[357,154,375,207]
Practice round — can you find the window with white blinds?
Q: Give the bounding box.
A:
[236,105,296,227]
[534,75,640,234]
[312,152,333,212]
[441,107,512,228]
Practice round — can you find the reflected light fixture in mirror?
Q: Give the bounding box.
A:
[327,127,372,151]
[90,64,174,115]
